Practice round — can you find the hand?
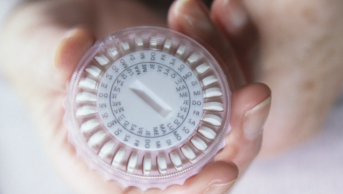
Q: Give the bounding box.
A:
[0,0,271,193]
[210,0,343,157]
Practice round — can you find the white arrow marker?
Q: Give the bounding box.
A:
[130,80,172,118]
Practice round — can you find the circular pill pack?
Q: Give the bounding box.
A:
[64,26,232,190]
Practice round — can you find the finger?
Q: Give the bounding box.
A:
[211,0,259,82]
[215,83,271,172]
[168,0,246,89]
[141,161,238,194]
[54,27,96,83]
[211,0,249,36]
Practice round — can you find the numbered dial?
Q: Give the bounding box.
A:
[98,50,204,150]
[65,27,231,190]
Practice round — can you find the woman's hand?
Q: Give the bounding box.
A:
[0,0,270,193]
[211,0,343,157]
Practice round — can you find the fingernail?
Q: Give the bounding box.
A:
[53,29,78,70]
[221,0,248,34]
[174,0,191,15]
[174,0,214,34]
[204,179,237,194]
[243,97,271,141]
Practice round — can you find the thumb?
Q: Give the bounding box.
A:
[54,27,95,83]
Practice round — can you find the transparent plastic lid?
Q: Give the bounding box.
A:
[64,26,232,190]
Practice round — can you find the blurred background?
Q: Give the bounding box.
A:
[1,1,343,194]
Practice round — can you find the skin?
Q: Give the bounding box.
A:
[0,0,271,193]
[211,0,343,156]
[5,0,342,192]
[1,0,343,192]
